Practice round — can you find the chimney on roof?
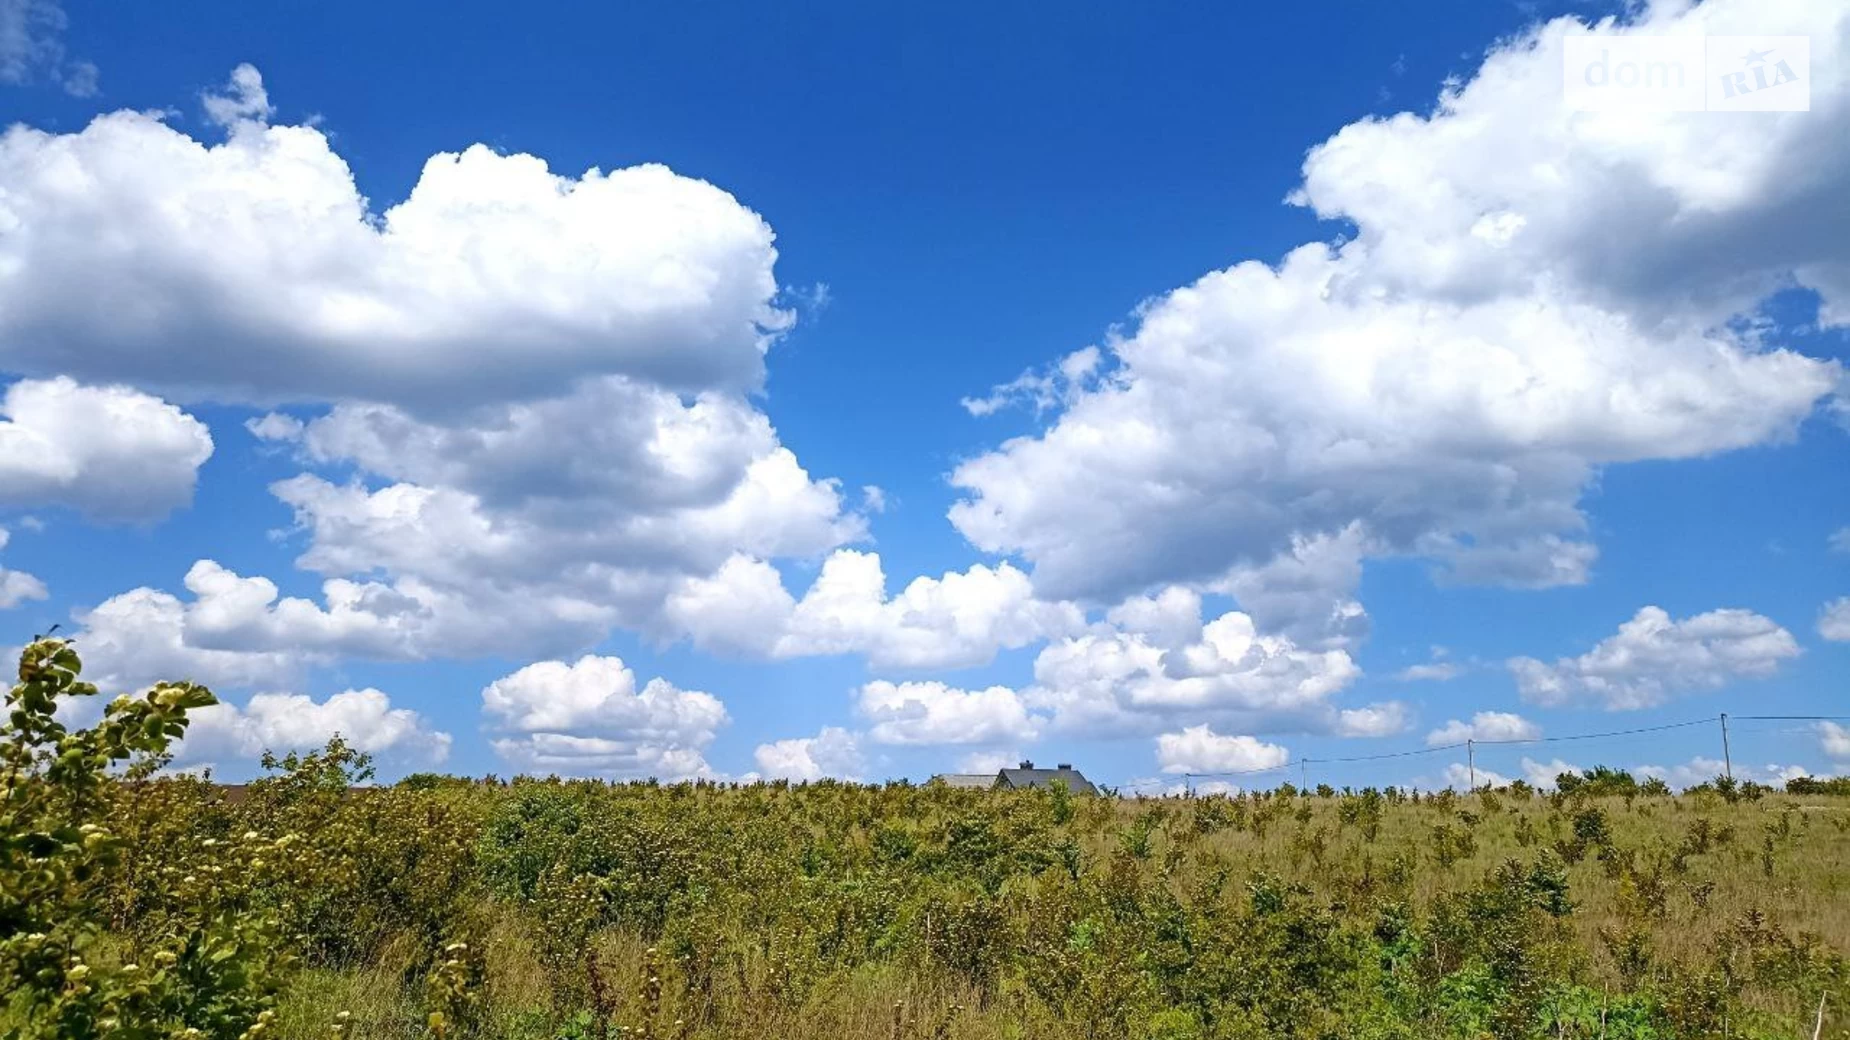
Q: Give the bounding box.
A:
[1057,763,1072,770]
[1019,759,1034,769]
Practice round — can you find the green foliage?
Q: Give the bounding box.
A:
[1556,765,1642,799]
[1,639,288,1039]
[8,637,1850,1039]
[1787,775,1850,796]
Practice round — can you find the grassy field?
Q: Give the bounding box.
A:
[7,641,1849,1040]
[89,765,1850,1039]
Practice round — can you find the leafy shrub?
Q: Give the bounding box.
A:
[1,639,289,1039]
[1787,775,1850,796]
[6,638,1846,1040]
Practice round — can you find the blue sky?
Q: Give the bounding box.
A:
[2,0,1847,789]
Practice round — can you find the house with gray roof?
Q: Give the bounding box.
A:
[929,760,1098,794]
[995,760,1097,795]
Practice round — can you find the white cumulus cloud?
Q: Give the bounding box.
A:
[1426,711,1542,747]
[481,655,727,779]
[667,549,1083,669]
[1637,757,1809,791]
[0,378,213,523]
[753,726,864,782]
[67,586,311,694]
[856,680,1040,746]
[255,385,864,657]
[174,688,451,775]
[1155,725,1289,775]
[1336,702,1413,737]
[0,73,788,408]
[1022,587,1364,736]
[1510,606,1799,710]
[949,0,1848,616]
[0,72,873,662]
[1439,762,1513,791]
[1820,722,1850,761]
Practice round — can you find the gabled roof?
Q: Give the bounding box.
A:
[996,765,1096,795]
[931,773,998,789]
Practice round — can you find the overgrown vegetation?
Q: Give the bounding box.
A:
[6,640,1849,1038]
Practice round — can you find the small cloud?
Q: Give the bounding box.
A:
[1637,757,1809,791]
[1829,527,1850,555]
[245,411,305,443]
[754,726,862,782]
[1396,661,1462,682]
[1335,701,1411,737]
[1,0,97,95]
[1396,646,1461,681]
[1426,711,1541,747]
[860,485,887,513]
[202,63,273,128]
[962,346,1103,418]
[782,281,831,319]
[1440,761,1511,790]
[1519,757,1580,789]
[1821,721,1850,761]
[1820,598,1850,642]
[957,749,1017,774]
[0,523,48,608]
[59,56,94,96]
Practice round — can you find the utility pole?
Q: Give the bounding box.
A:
[1467,739,1476,790]
[1720,713,1733,781]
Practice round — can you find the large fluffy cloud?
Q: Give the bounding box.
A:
[1154,725,1289,775]
[248,380,863,657]
[838,585,1402,744]
[2,68,868,661]
[1510,606,1800,710]
[666,549,1083,669]
[481,655,727,779]
[949,0,1848,609]
[856,680,1040,746]
[68,585,310,694]
[174,688,451,775]
[0,67,786,409]
[0,377,213,522]
[56,558,559,679]
[753,726,865,781]
[1021,586,1371,736]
